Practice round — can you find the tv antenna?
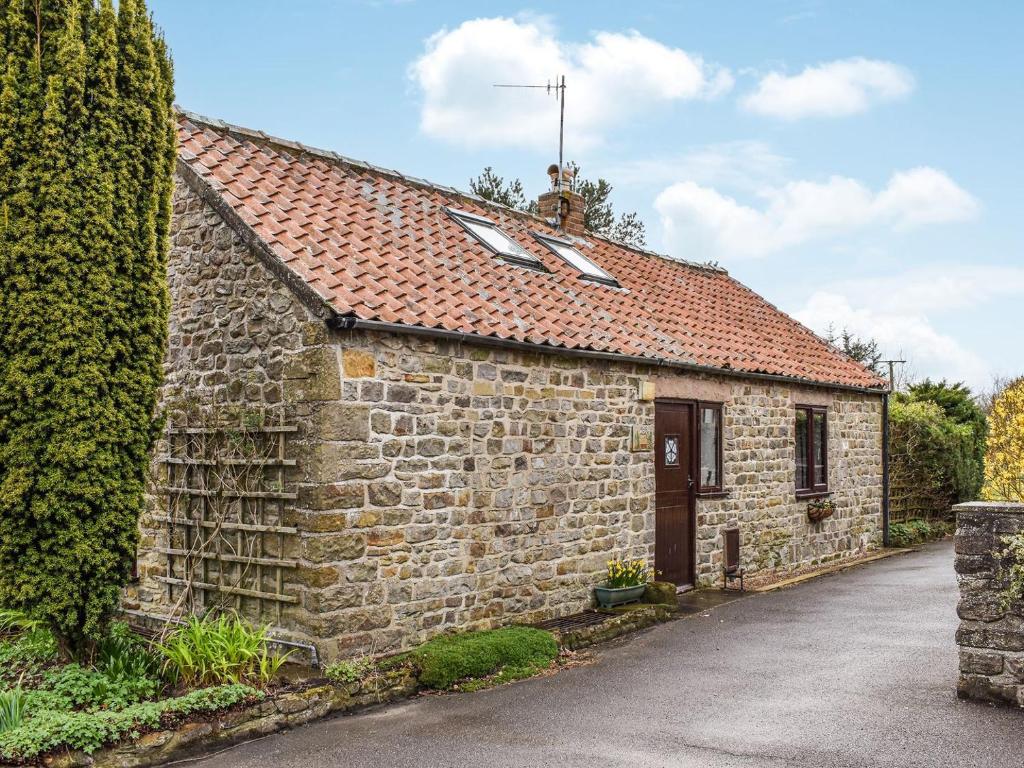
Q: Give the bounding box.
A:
[493,75,567,194]
[880,359,906,392]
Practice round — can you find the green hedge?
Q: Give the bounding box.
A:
[889,399,980,522]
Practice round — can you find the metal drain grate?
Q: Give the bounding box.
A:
[534,610,610,633]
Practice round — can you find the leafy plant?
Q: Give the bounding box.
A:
[325,657,373,685]
[887,519,950,548]
[604,558,651,588]
[36,659,160,710]
[0,609,44,637]
[0,684,258,760]
[97,623,162,683]
[410,627,558,691]
[0,628,58,683]
[0,683,27,734]
[156,615,290,688]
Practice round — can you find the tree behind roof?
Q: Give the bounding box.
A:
[0,0,175,658]
[470,162,647,247]
[825,325,883,376]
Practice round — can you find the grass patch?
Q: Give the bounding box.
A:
[409,627,558,691]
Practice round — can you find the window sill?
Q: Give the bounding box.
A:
[696,490,729,499]
[796,490,831,500]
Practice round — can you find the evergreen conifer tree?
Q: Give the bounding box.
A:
[0,0,174,658]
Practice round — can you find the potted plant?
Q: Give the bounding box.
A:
[807,497,836,523]
[594,558,651,608]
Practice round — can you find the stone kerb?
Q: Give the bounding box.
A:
[954,500,1024,707]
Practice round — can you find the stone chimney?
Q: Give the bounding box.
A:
[537,164,586,237]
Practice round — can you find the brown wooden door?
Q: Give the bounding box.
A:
[655,401,694,587]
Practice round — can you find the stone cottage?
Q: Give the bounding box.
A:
[129,111,889,660]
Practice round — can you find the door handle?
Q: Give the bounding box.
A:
[687,475,694,489]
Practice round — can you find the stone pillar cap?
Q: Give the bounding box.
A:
[953,500,1024,515]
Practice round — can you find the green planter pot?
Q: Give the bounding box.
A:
[594,584,647,608]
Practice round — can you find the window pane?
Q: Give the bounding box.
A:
[795,409,808,490]
[813,411,827,487]
[699,407,720,488]
[551,242,612,280]
[463,220,537,262]
[664,435,679,467]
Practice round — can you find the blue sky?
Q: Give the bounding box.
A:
[150,0,1023,391]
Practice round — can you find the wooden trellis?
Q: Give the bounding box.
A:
[154,415,299,623]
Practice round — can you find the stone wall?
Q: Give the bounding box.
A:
[696,388,882,582]
[954,501,1024,707]
[131,177,884,661]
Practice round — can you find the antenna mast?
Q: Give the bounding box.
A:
[493,75,567,194]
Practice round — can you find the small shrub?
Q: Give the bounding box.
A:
[889,522,914,548]
[888,519,948,548]
[156,614,290,688]
[604,558,651,588]
[325,657,373,685]
[0,685,27,734]
[410,627,558,690]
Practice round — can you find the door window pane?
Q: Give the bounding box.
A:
[795,409,809,490]
[699,407,720,488]
[664,435,679,467]
[813,411,827,487]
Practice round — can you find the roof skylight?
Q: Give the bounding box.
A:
[447,209,543,269]
[534,233,618,286]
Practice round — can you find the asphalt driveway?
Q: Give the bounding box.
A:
[194,542,1023,768]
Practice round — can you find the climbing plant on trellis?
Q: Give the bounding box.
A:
[154,407,299,623]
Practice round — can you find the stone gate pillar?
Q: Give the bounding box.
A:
[954,500,1024,707]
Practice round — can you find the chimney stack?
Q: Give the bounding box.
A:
[537,163,586,237]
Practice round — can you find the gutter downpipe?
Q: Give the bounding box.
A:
[882,389,891,547]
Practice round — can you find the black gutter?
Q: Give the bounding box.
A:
[882,391,891,546]
[327,315,890,397]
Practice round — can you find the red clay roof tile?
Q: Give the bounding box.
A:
[177,113,886,391]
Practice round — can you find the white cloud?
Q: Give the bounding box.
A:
[741,57,914,119]
[792,265,1024,390]
[654,167,978,260]
[410,17,732,150]
[794,291,990,388]
[602,140,789,191]
[812,265,1024,316]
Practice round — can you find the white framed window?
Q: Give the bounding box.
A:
[533,233,618,286]
[447,208,543,269]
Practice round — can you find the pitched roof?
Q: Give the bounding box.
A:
[176,111,887,392]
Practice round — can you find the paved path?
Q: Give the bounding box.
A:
[196,543,1024,767]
